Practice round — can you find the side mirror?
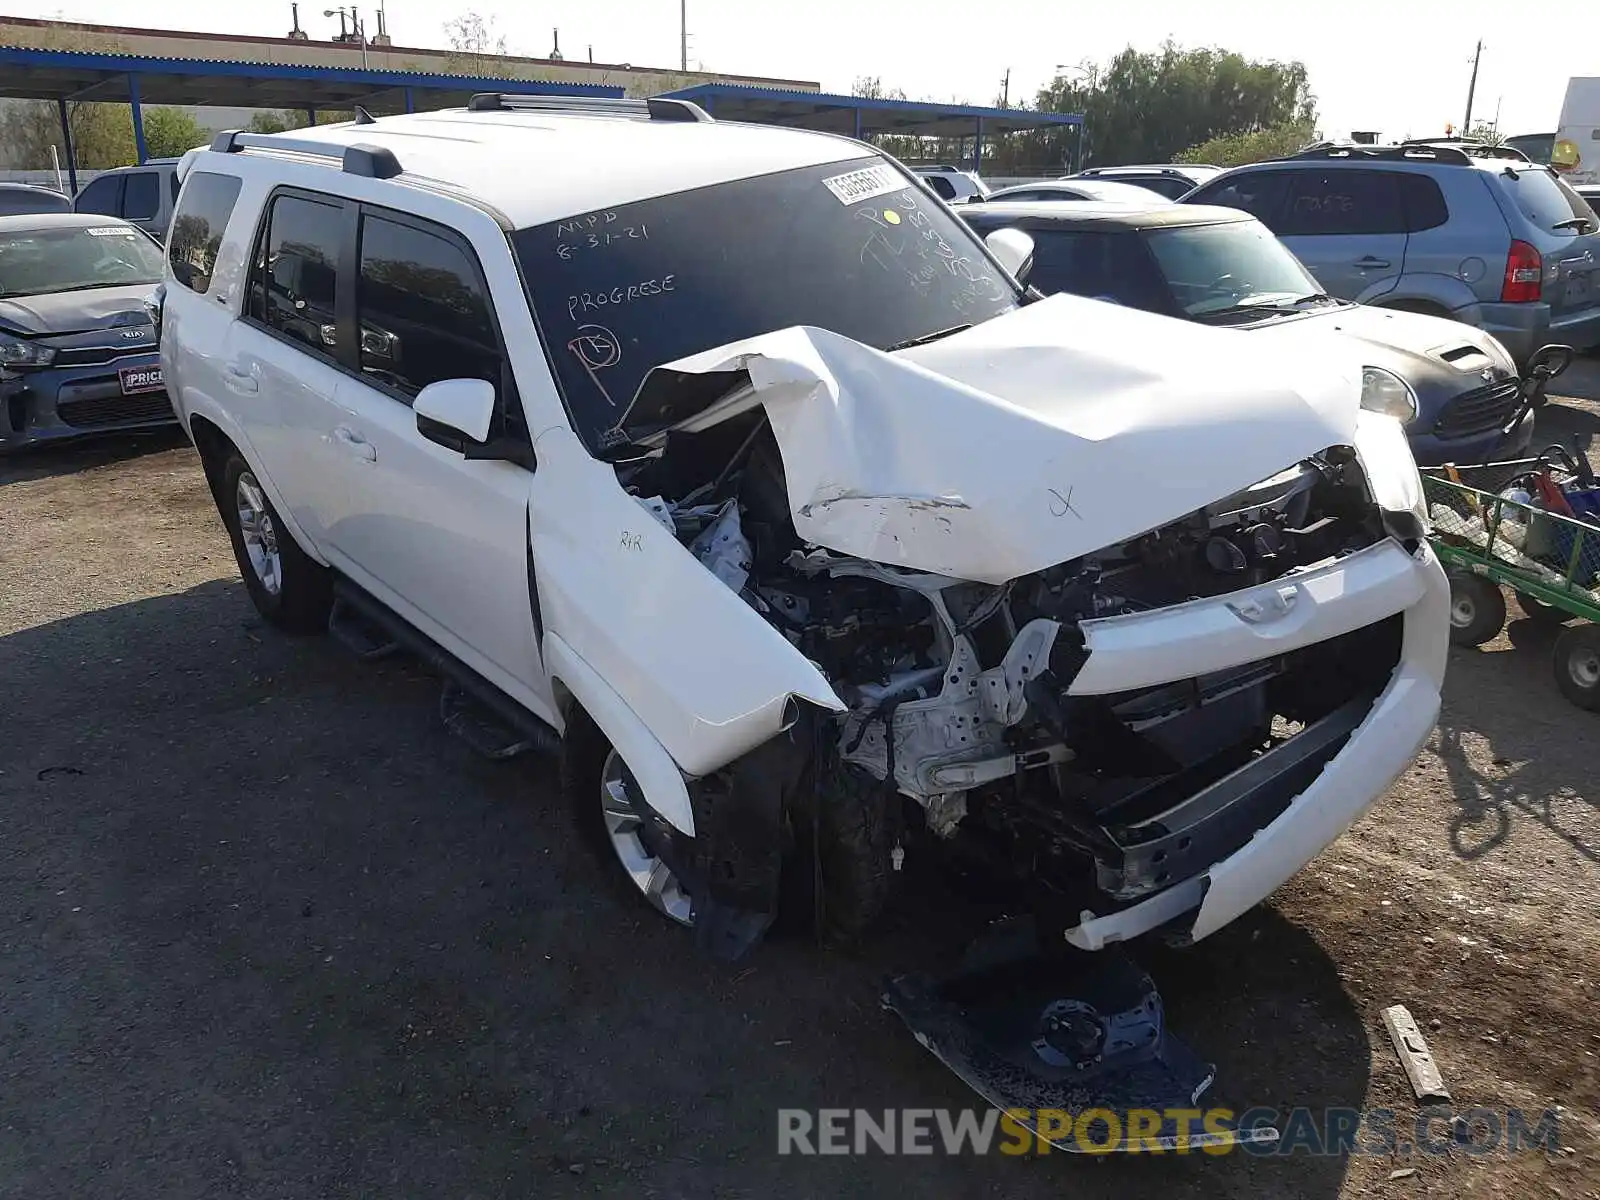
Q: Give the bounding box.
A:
[985,227,1035,284]
[415,377,496,446]
[412,377,536,469]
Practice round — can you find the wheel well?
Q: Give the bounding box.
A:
[1379,298,1451,318]
[187,413,236,503]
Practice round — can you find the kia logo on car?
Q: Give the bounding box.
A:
[120,330,147,340]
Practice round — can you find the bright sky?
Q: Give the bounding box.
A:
[16,0,1577,140]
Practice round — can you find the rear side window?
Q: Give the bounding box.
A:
[1028,229,1170,311]
[74,174,121,215]
[168,170,242,294]
[246,192,346,360]
[1277,169,1405,236]
[1398,174,1449,232]
[1187,171,1291,227]
[924,176,958,201]
[122,172,159,222]
[1127,176,1192,200]
[0,188,70,215]
[1499,168,1594,233]
[354,213,506,403]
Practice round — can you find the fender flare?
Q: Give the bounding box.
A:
[543,631,697,837]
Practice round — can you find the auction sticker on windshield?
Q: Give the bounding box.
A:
[822,164,907,206]
[86,226,141,237]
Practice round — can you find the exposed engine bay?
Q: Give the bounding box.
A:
[618,408,1406,930]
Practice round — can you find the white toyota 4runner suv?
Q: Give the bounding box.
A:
[159,96,1448,1020]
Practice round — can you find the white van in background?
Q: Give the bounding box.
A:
[1552,77,1600,183]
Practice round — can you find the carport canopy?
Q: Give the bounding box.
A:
[660,83,1084,172]
[0,44,623,191]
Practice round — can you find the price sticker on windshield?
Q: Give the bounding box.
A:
[822,164,906,206]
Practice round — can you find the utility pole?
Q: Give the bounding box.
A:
[680,0,687,71]
[1000,67,1010,108]
[1463,39,1482,137]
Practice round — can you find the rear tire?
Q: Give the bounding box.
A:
[218,451,332,633]
[1447,571,1506,647]
[1554,625,1600,711]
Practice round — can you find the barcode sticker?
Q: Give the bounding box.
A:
[822,164,906,206]
[86,226,139,237]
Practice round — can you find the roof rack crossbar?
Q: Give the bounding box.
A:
[464,93,713,122]
[208,129,402,179]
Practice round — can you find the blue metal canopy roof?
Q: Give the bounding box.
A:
[0,44,619,111]
[660,83,1083,140]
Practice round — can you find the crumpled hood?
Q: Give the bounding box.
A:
[1247,302,1518,390]
[641,293,1362,585]
[0,284,159,337]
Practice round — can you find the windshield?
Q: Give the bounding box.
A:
[510,157,1021,453]
[1499,167,1595,233]
[0,223,164,299]
[1141,218,1322,316]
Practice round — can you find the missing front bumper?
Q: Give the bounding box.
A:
[882,925,1280,1153]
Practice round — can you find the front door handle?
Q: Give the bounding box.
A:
[223,363,259,394]
[1354,256,1391,269]
[332,424,377,463]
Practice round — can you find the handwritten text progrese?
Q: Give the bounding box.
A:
[567,275,676,321]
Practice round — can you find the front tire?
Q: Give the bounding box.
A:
[1447,571,1506,647]
[218,451,331,632]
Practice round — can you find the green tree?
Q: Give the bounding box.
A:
[0,100,136,170]
[1176,122,1317,168]
[142,107,209,159]
[246,109,357,134]
[1466,120,1505,147]
[1027,41,1316,170]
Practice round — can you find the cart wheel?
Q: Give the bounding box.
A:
[1553,625,1600,711]
[1515,591,1570,626]
[1448,571,1507,647]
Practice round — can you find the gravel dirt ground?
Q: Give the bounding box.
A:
[3,383,1599,1199]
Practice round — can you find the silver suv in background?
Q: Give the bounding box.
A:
[1183,142,1600,364]
[74,159,182,242]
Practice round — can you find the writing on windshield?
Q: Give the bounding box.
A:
[511,156,1018,454]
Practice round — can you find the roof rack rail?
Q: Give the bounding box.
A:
[464,93,713,122]
[1076,165,1195,179]
[209,129,402,178]
[1285,142,1475,166]
[1399,136,1531,162]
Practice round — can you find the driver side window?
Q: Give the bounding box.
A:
[245,191,345,362]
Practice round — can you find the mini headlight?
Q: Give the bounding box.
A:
[0,334,55,368]
[1360,366,1418,423]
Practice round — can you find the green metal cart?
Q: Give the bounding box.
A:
[1423,459,1600,710]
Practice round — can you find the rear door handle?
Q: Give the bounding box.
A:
[332,424,377,463]
[1354,256,1391,269]
[223,363,259,394]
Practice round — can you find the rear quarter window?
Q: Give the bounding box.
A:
[168,171,243,294]
[1276,169,1405,236]
[1398,173,1449,233]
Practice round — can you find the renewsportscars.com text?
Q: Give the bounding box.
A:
[776,1106,1560,1156]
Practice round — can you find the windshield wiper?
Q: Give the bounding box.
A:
[886,323,972,351]
[1553,216,1595,232]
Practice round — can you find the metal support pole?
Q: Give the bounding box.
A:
[56,98,78,195]
[404,87,415,113]
[973,117,984,173]
[853,107,862,141]
[128,73,147,164]
[305,105,317,128]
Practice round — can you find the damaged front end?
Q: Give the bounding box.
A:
[595,297,1447,1142]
